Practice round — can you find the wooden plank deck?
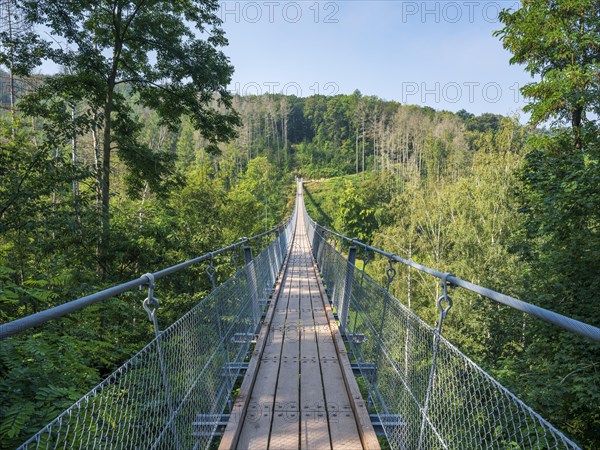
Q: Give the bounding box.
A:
[219,197,380,449]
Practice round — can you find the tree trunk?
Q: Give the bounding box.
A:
[71,103,79,198]
[572,106,582,150]
[98,88,113,276]
[138,181,149,227]
[5,0,16,129]
[71,101,83,239]
[355,130,359,174]
[92,116,101,209]
[362,118,365,180]
[281,97,289,165]
[273,114,280,165]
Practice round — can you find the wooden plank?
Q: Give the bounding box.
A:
[235,261,296,450]
[219,235,296,450]
[310,257,381,450]
[297,225,367,450]
[297,212,370,449]
[299,273,332,450]
[308,285,362,449]
[268,269,301,449]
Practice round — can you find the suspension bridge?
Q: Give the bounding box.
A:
[2,179,599,449]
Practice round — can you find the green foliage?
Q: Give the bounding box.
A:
[335,176,392,243]
[495,0,600,148]
[306,104,595,446]
[14,0,240,272]
[503,131,600,445]
[495,2,600,445]
[1,7,597,443]
[464,112,503,133]
[0,118,72,233]
[0,334,99,448]
[20,0,240,138]
[223,156,290,240]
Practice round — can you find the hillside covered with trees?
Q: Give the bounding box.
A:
[0,0,599,448]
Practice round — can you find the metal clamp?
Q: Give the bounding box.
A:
[142,273,159,317]
[231,246,239,268]
[206,253,217,290]
[385,258,397,292]
[142,273,161,337]
[435,272,453,333]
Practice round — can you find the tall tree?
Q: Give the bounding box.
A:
[18,0,239,274]
[496,1,600,445]
[495,0,600,149]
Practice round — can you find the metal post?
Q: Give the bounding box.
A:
[340,246,357,333]
[274,229,281,273]
[316,229,325,267]
[207,254,227,352]
[244,246,260,330]
[368,260,397,412]
[279,227,287,262]
[312,226,321,260]
[243,245,253,265]
[378,260,397,339]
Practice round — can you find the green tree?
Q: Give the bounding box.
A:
[496,1,600,445]
[495,0,600,149]
[224,157,278,240]
[335,175,391,243]
[510,135,600,445]
[18,0,240,273]
[176,117,197,170]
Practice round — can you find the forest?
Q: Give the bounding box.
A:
[0,0,599,448]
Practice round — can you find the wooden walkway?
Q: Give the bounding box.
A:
[219,196,380,449]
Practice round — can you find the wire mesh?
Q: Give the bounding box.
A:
[304,204,581,450]
[17,213,296,450]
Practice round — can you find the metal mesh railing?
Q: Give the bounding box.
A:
[303,201,581,450]
[17,210,296,450]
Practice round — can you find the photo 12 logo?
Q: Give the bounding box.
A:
[401,81,524,105]
[400,1,520,24]
[230,81,340,97]
[219,1,340,24]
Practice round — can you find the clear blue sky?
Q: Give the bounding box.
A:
[220,1,531,117]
